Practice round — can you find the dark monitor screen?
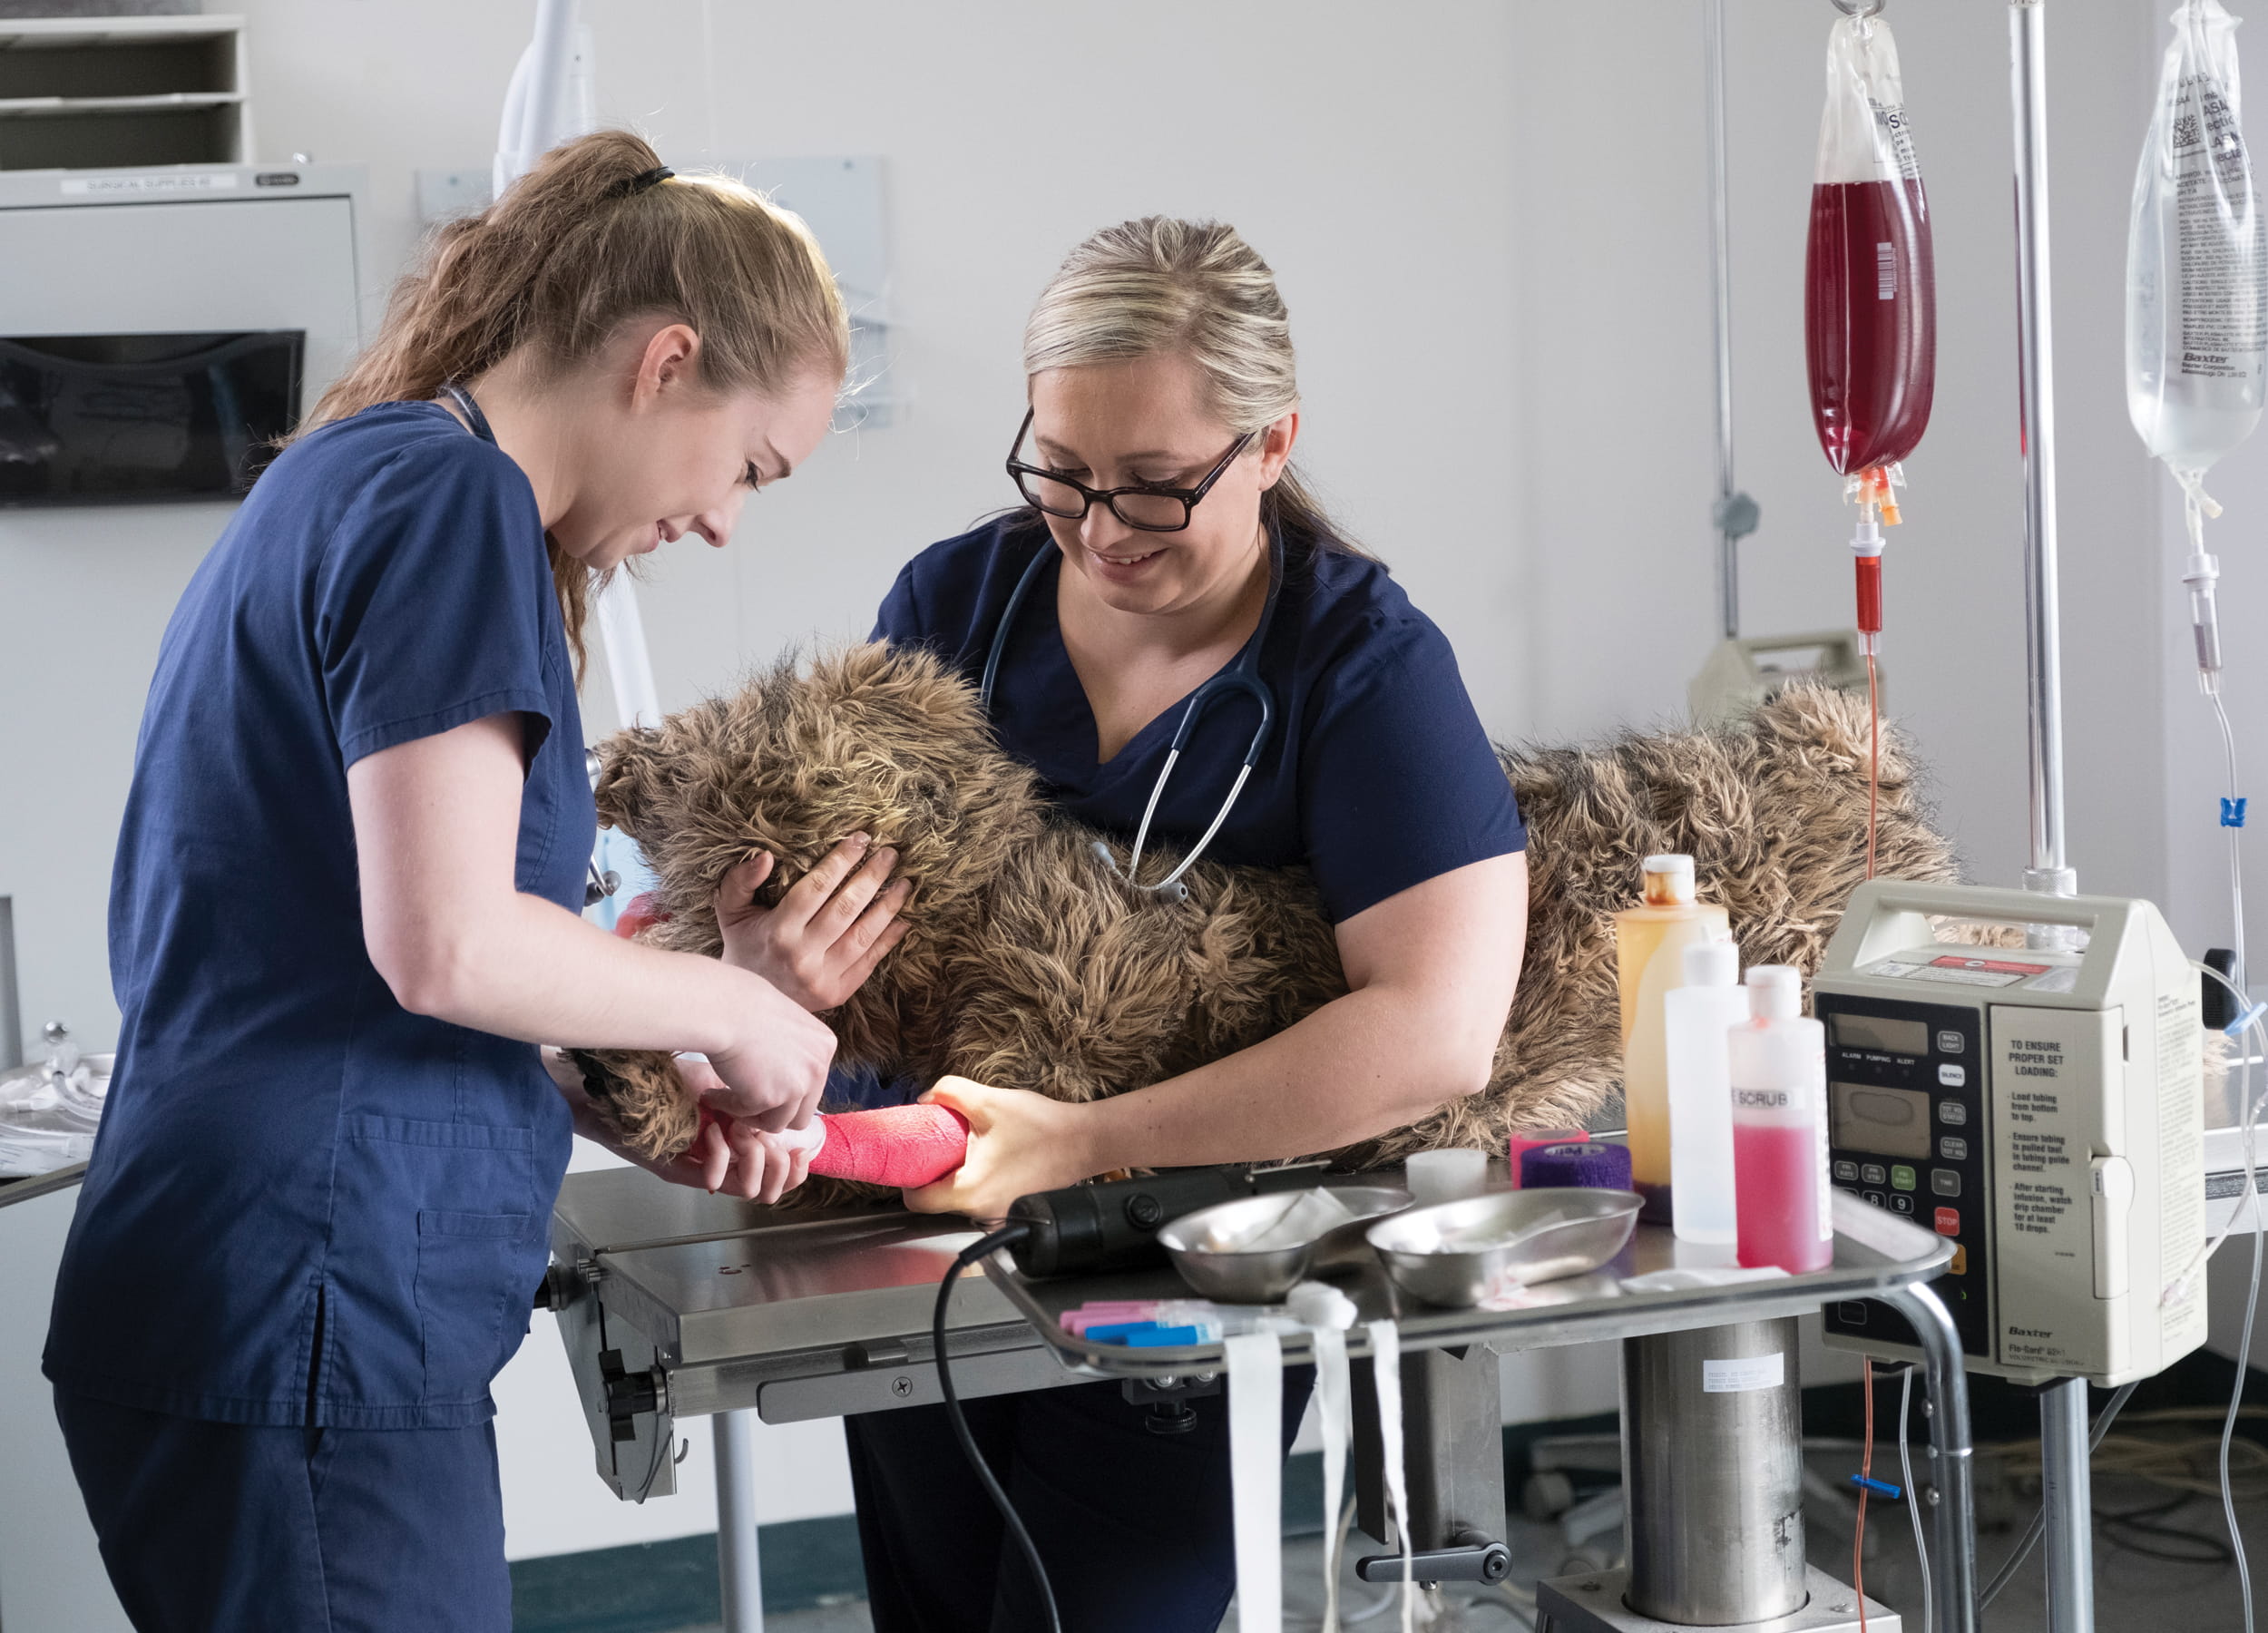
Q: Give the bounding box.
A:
[1830,1081,1934,1159]
[0,330,303,505]
[1831,1011,1931,1056]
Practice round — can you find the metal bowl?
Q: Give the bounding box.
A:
[1365,1188,1642,1307]
[1158,1186,1413,1303]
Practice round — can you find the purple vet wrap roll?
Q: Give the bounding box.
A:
[1520,1140,1634,1190]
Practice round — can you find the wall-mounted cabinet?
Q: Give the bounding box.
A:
[0,15,250,171]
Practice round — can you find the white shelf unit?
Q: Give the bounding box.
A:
[0,15,250,171]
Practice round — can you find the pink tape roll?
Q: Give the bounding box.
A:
[808,1103,971,1188]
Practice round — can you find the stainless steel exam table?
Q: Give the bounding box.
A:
[543,1171,1980,1633]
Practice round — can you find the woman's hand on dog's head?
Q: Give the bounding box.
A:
[716,838,913,1013]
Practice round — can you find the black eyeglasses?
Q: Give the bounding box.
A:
[1005,408,1255,533]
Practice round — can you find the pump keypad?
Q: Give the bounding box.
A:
[1817,993,1990,1360]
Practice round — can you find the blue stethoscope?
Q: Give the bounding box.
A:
[981,531,1282,902]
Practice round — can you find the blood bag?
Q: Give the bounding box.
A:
[2127,0,2267,484]
[1805,12,1936,479]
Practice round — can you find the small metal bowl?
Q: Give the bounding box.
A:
[1158,1186,1413,1303]
[1365,1188,1642,1307]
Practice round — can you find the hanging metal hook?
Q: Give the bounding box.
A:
[1832,0,1886,15]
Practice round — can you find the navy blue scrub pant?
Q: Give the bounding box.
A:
[846,1370,1313,1633]
[54,1388,511,1633]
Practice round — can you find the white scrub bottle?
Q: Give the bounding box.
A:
[1665,938,1746,1245]
[1731,966,1833,1275]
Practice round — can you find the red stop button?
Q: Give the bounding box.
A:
[1934,1207,1960,1237]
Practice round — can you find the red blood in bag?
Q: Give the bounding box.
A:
[1805,180,1936,475]
[809,1103,971,1188]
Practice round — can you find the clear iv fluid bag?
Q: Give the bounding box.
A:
[2127,0,2268,478]
[1805,15,1936,477]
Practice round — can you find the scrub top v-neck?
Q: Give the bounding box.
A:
[874,514,1523,925]
[45,397,593,1430]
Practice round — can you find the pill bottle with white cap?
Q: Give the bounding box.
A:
[1730,964,1832,1273]
[1615,854,1729,1224]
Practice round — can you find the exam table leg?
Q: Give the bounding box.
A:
[716,1409,765,1633]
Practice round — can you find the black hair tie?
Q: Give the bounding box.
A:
[609,165,673,199]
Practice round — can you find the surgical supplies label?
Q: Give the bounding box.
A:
[61,172,240,196]
[1702,1353,1785,1393]
[2157,983,2208,1353]
[1990,1005,2119,1374]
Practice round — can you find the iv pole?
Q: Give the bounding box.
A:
[2009,5,2094,1632]
[1704,0,1756,640]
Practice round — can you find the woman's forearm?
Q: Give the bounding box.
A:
[405,893,777,1053]
[1078,981,1496,1173]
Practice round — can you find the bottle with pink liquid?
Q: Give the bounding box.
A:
[1731,966,1833,1274]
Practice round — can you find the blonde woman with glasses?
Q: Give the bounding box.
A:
[827,217,1530,1633]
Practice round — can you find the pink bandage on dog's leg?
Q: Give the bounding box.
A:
[807,1104,972,1188]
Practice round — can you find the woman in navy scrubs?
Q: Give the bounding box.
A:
[838,218,1530,1632]
[43,132,911,1633]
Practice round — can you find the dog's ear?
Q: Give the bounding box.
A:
[591,727,670,843]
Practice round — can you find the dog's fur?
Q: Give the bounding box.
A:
[577,642,1960,1173]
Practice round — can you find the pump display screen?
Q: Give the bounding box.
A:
[1829,1081,1934,1159]
[1831,1012,1931,1056]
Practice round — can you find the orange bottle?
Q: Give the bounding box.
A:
[1615,855,1730,1223]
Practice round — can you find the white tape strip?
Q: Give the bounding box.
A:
[1227,1330,1284,1633]
[1314,1325,1352,1633]
[1365,1318,1416,1633]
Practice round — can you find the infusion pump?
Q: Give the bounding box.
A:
[1814,881,2204,1386]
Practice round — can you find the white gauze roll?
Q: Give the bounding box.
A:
[1226,1330,1285,1633]
[1365,1318,1417,1633]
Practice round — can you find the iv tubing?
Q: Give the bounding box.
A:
[2214,689,2249,993]
[1866,651,1882,882]
[1855,1358,1873,1633]
[2188,963,2264,1633]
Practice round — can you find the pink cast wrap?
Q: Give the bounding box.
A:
[807,1103,971,1188]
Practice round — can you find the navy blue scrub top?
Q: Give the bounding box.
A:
[44,400,591,1430]
[875,515,1524,926]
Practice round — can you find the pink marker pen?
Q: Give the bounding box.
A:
[1731,965,1833,1275]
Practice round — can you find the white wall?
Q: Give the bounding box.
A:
[234,0,1524,753]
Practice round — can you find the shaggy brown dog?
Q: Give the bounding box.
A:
[577,643,1960,1172]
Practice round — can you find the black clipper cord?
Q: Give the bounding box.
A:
[934,1222,1060,1633]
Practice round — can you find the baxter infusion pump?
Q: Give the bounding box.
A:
[1813,881,2205,1385]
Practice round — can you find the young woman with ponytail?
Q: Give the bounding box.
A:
[43,132,907,1631]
